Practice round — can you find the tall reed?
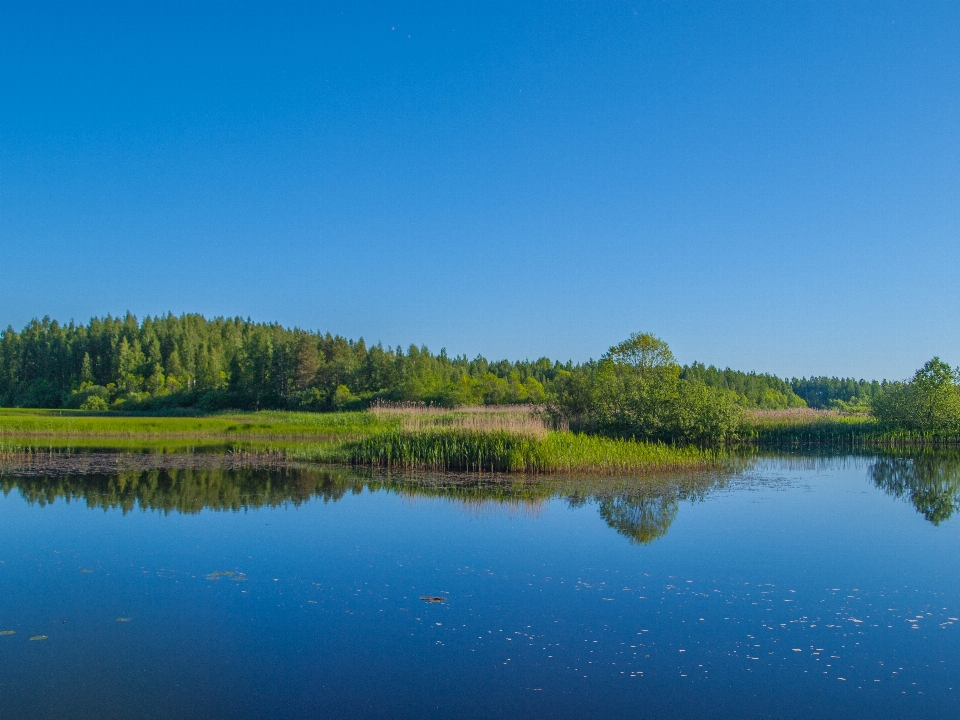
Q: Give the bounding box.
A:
[328,428,719,474]
[740,408,960,446]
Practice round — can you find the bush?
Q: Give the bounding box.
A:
[65,383,111,409]
[79,395,109,411]
[548,333,741,444]
[332,384,365,411]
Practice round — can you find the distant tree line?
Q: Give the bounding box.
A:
[681,363,807,409]
[682,363,881,410]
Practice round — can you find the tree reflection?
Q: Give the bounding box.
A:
[869,453,960,524]
[2,466,357,514]
[0,455,731,544]
[598,494,679,544]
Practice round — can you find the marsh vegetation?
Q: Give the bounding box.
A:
[0,404,722,474]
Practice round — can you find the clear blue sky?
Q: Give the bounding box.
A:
[2,2,958,380]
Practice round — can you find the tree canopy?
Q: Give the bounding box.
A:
[0,314,563,412]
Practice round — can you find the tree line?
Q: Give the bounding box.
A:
[2,314,956,440]
[682,363,880,410]
[0,314,565,412]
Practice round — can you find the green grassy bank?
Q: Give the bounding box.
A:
[0,407,389,438]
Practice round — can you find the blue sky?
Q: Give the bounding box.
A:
[2,1,958,379]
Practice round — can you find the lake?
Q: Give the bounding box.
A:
[1,451,958,719]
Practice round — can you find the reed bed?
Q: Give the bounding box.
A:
[370,401,543,414]
[303,428,720,474]
[739,409,960,446]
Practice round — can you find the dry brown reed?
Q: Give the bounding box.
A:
[369,402,551,438]
[742,408,842,425]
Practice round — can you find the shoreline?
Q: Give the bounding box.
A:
[3,408,960,477]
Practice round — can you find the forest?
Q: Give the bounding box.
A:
[2,314,958,443]
[0,314,563,411]
[0,314,882,412]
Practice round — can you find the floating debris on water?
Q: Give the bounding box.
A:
[206,571,248,582]
[79,569,93,574]
[116,618,132,623]
[29,635,48,641]
[419,596,446,603]
[0,631,14,636]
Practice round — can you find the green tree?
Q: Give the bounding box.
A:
[116,338,146,394]
[911,358,960,432]
[549,333,740,443]
[292,334,320,391]
[874,358,960,434]
[79,353,95,386]
[606,332,675,375]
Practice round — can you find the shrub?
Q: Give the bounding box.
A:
[79,395,109,411]
[548,333,741,444]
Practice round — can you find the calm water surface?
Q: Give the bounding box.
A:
[1,453,959,719]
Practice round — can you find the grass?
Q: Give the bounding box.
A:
[0,408,391,439]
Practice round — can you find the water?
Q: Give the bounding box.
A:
[1,453,959,719]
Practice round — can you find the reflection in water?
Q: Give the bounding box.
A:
[869,452,960,524]
[597,495,678,545]
[1,465,354,514]
[8,448,959,541]
[0,455,730,544]
[3,458,959,718]
[735,449,960,526]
